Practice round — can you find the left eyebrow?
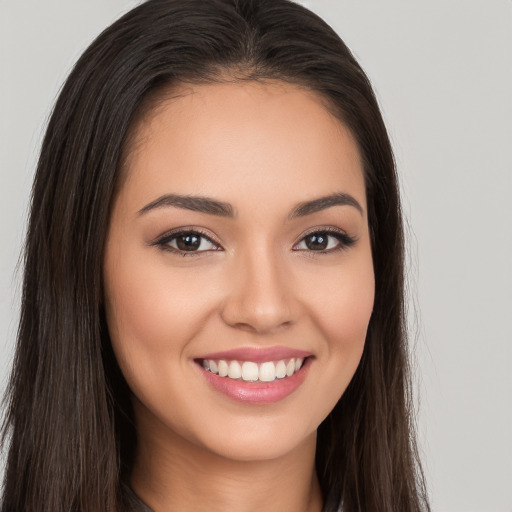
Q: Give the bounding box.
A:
[289,192,363,218]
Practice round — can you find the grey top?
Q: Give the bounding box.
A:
[122,483,153,512]
[122,483,337,511]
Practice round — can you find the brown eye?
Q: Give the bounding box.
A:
[176,234,202,251]
[156,230,220,253]
[304,233,329,250]
[294,230,356,252]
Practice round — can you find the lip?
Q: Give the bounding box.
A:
[195,349,313,405]
[197,346,312,363]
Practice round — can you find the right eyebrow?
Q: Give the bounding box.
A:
[137,194,235,217]
[289,192,363,218]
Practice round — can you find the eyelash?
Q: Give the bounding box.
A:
[150,228,221,256]
[294,228,356,253]
[151,227,356,256]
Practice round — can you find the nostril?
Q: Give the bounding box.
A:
[220,303,295,334]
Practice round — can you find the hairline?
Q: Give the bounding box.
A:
[116,69,368,209]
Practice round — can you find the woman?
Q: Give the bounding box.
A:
[1,0,430,511]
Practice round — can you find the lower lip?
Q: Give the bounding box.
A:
[198,358,311,404]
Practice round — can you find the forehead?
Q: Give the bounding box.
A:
[120,81,366,214]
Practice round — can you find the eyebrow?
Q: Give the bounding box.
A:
[137,192,363,218]
[290,192,363,218]
[138,194,234,217]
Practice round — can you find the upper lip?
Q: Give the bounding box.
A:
[196,346,312,363]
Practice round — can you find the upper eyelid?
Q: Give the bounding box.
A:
[150,227,222,248]
[294,225,351,241]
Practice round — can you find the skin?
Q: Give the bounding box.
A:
[103,81,375,512]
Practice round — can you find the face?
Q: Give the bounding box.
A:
[103,81,374,462]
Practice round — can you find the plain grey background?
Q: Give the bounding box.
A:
[1,1,511,511]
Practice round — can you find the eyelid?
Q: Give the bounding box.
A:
[293,226,357,252]
[149,226,224,255]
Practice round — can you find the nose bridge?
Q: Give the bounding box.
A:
[221,241,294,334]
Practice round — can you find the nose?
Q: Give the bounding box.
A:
[220,245,296,335]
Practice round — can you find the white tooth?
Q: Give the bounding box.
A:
[286,359,295,377]
[218,360,228,377]
[259,361,276,382]
[209,360,218,374]
[228,360,242,379]
[202,360,210,371]
[242,361,259,381]
[295,358,304,371]
[275,360,287,379]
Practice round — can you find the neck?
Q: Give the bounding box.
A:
[131,408,323,512]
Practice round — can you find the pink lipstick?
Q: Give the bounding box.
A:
[195,346,312,404]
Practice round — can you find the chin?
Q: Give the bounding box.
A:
[196,421,318,463]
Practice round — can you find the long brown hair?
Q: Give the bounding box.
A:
[2,1,429,510]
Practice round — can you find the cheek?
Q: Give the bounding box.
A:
[324,269,374,349]
[300,247,374,403]
[102,252,213,423]
[306,253,374,351]
[103,246,229,409]
[103,246,209,368]
[104,267,173,357]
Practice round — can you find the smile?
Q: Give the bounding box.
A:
[201,358,304,382]
[196,348,312,404]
